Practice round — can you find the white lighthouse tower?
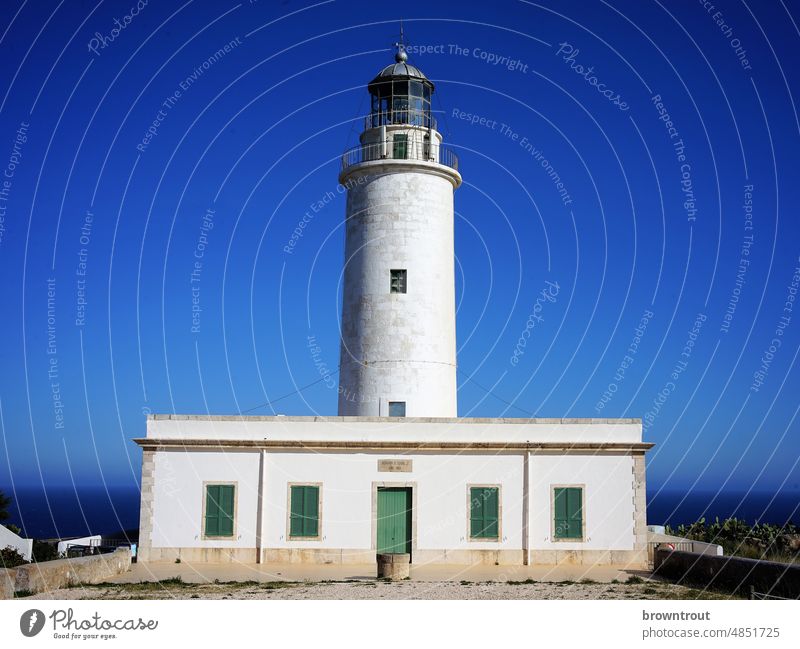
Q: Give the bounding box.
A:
[337,43,462,417]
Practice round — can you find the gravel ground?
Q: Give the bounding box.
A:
[25,578,734,600]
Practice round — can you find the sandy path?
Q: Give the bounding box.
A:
[27,579,732,600]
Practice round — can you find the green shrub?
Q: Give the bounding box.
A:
[666,517,800,563]
[0,545,28,568]
[31,540,59,563]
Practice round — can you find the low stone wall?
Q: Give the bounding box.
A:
[1,568,16,599]
[1,548,131,598]
[654,548,800,598]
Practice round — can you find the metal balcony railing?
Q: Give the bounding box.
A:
[341,140,459,174]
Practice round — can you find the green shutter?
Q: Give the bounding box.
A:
[218,485,235,536]
[554,487,582,539]
[303,486,319,537]
[290,486,305,537]
[485,488,499,538]
[567,488,583,539]
[205,484,235,537]
[205,485,219,536]
[290,485,320,538]
[470,487,499,539]
[469,488,483,538]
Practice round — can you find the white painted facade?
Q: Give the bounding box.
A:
[149,450,260,552]
[137,416,650,567]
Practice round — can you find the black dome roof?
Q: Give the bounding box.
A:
[374,60,427,80]
[368,50,435,93]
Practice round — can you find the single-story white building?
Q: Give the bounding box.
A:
[136,415,650,568]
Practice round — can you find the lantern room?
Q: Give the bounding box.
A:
[366,47,436,129]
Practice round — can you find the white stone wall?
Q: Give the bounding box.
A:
[528,453,635,551]
[144,448,638,560]
[338,165,458,417]
[262,451,523,551]
[149,450,260,550]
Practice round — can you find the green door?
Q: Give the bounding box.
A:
[377,488,412,554]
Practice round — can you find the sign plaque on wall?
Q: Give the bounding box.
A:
[378,459,412,472]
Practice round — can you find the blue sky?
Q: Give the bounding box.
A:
[0,0,798,498]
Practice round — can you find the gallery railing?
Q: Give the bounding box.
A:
[341,141,459,174]
[364,111,438,131]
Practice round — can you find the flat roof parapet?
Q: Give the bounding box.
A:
[147,414,641,424]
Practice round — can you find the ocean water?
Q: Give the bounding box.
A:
[1,486,797,539]
[2,486,141,539]
[647,490,799,528]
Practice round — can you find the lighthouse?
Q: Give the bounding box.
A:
[139,44,651,571]
[337,44,462,417]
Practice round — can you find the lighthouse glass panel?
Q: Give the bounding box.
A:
[409,81,424,125]
[388,401,406,417]
[368,77,433,128]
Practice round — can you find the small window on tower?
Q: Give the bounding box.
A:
[388,401,406,417]
[390,269,407,294]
